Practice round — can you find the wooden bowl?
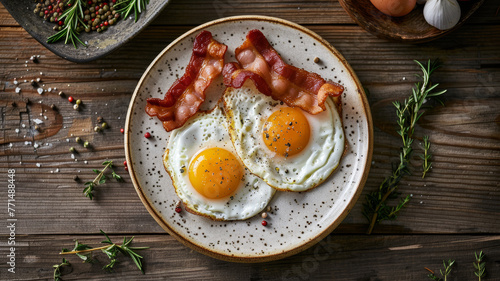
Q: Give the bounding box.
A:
[338,0,485,43]
[0,0,170,63]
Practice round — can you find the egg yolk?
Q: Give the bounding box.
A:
[188,147,243,199]
[262,107,310,157]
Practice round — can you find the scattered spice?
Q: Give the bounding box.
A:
[73,104,79,110]
[50,104,57,110]
[83,141,90,148]
[144,132,151,139]
[313,57,320,63]
[101,122,108,129]
[261,212,267,219]
[120,128,124,134]
[97,116,103,123]
[73,175,79,181]
[75,137,81,143]
[68,96,74,103]
[94,126,101,132]
[76,99,82,105]
[261,220,268,226]
[58,91,64,96]
[175,201,182,213]
[69,147,75,153]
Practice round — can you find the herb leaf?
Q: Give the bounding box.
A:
[363,60,446,234]
[83,161,123,200]
[53,258,71,281]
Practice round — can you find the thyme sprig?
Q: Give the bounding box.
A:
[60,230,149,274]
[474,251,486,280]
[363,60,446,234]
[47,0,87,48]
[115,0,150,22]
[421,135,432,178]
[83,161,123,200]
[427,259,455,281]
[53,258,71,281]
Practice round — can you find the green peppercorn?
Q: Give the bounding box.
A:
[94,126,101,132]
[69,147,75,153]
[101,26,107,31]
[97,28,102,33]
[39,12,44,17]
[85,15,90,21]
[76,99,81,105]
[103,5,109,12]
[85,27,91,33]
[75,137,81,143]
[98,8,104,15]
[90,7,95,13]
[53,12,58,17]
[34,8,40,14]
[101,122,108,129]
[108,19,114,25]
[83,141,89,148]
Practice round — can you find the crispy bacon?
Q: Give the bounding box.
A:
[223,29,343,115]
[145,31,227,131]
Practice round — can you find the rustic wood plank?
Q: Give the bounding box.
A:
[0,23,499,235]
[1,0,499,28]
[1,234,500,280]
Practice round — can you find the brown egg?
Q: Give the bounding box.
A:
[370,0,417,17]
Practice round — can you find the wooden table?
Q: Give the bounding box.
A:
[1,1,499,280]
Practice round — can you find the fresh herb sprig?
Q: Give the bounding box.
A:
[60,230,149,274]
[363,60,446,234]
[474,251,486,280]
[421,135,432,178]
[47,0,87,48]
[115,0,150,22]
[53,258,71,281]
[83,161,123,200]
[427,259,455,281]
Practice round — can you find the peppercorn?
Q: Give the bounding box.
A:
[50,104,56,110]
[68,96,74,102]
[313,57,320,63]
[73,175,79,181]
[31,81,38,88]
[76,99,81,105]
[75,137,81,143]
[94,126,101,132]
[101,122,108,129]
[261,220,268,226]
[83,141,89,148]
[144,132,151,139]
[261,212,268,219]
[120,128,124,134]
[73,104,79,110]
[58,91,64,97]
[34,125,40,131]
[69,147,75,153]
[97,116,103,123]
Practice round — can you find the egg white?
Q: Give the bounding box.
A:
[222,83,345,192]
[163,106,276,220]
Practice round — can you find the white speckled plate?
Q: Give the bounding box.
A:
[125,16,373,262]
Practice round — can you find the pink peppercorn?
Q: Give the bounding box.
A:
[144,132,151,139]
[262,220,268,226]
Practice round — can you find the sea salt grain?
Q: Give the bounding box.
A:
[36,163,41,167]
[37,88,44,94]
[15,87,21,93]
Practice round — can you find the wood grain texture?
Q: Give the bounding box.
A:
[0,1,499,280]
[1,22,499,235]
[1,234,500,280]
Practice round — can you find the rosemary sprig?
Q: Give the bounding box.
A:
[60,230,149,274]
[474,251,486,280]
[53,258,71,281]
[427,260,455,281]
[47,0,88,48]
[115,0,150,22]
[363,60,446,234]
[83,161,123,200]
[421,135,432,178]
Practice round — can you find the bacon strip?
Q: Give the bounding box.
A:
[223,29,343,115]
[145,31,227,131]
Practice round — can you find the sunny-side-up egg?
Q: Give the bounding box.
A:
[222,83,345,192]
[163,106,276,220]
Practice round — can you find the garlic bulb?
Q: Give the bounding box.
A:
[423,0,461,30]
